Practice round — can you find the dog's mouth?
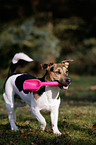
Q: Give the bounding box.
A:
[57,83,68,90]
[61,85,69,90]
[56,79,71,90]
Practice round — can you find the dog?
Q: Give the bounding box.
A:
[3,52,72,135]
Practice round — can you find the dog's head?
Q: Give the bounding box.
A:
[42,59,73,90]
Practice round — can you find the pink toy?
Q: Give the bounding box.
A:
[23,79,60,91]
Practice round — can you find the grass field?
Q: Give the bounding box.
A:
[0,75,96,145]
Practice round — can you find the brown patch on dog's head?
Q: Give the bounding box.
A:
[41,60,73,89]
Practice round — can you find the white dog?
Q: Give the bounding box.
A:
[3,53,71,135]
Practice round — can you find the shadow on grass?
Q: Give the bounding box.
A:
[0,114,7,119]
[59,119,96,144]
[59,119,93,134]
[0,123,71,145]
[0,122,95,145]
[61,92,96,106]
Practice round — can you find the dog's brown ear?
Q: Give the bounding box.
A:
[62,59,73,63]
[41,63,54,70]
[41,64,48,70]
[62,59,73,68]
[65,62,69,68]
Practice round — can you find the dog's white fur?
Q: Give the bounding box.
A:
[3,53,67,135]
[12,52,33,64]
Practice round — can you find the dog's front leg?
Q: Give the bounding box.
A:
[31,107,46,130]
[51,106,61,135]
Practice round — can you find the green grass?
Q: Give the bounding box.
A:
[0,75,96,145]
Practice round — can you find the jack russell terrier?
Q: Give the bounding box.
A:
[3,53,72,135]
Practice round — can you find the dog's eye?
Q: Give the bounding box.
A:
[50,66,54,72]
[58,70,61,74]
[55,70,61,74]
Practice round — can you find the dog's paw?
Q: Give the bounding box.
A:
[53,130,62,135]
[39,124,46,131]
[39,122,46,131]
[11,125,18,131]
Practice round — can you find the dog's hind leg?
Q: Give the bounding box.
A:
[6,104,18,131]
[3,92,18,131]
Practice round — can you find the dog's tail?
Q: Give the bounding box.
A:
[3,52,33,93]
[8,52,33,77]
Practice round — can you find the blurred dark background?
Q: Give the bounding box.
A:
[0,0,96,76]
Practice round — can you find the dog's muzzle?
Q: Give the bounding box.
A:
[57,77,71,90]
